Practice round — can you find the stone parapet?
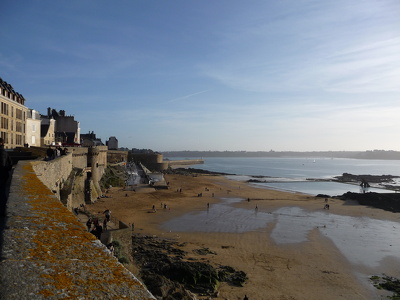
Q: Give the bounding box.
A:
[0,160,154,299]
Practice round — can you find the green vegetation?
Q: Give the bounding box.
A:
[112,240,130,265]
[100,165,127,190]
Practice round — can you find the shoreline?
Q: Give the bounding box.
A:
[87,173,400,299]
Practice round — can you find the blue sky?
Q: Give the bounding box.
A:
[1,0,400,151]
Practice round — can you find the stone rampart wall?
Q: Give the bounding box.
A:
[0,160,154,299]
[31,153,73,196]
[31,146,108,210]
[107,150,128,164]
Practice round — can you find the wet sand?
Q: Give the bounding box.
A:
[87,173,400,299]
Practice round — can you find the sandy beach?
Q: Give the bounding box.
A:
[87,173,400,300]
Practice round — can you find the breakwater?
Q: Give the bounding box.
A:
[0,160,155,299]
[167,159,204,167]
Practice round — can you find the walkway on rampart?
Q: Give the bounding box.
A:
[0,160,154,299]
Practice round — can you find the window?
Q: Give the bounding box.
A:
[16,134,22,145]
[32,136,36,145]
[0,131,7,143]
[32,124,36,132]
[1,117,8,129]
[16,109,23,120]
[1,102,8,115]
[16,121,22,133]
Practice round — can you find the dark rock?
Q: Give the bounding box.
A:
[165,167,233,176]
[218,265,248,287]
[141,273,194,300]
[193,247,216,255]
[340,192,400,213]
[335,173,399,184]
[316,194,331,198]
[132,234,247,298]
[166,261,219,292]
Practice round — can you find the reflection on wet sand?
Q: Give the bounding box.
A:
[162,198,400,270]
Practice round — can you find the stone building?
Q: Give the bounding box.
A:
[41,107,81,145]
[81,131,104,147]
[106,136,118,150]
[41,117,56,146]
[25,109,41,147]
[0,78,28,149]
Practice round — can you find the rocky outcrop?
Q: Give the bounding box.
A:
[340,192,400,213]
[132,234,247,299]
[334,173,400,185]
[164,167,233,176]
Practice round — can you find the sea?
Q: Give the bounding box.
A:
[166,156,400,196]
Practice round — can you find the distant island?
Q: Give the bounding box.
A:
[162,150,400,160]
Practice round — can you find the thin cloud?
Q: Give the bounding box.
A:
[167,89,211,103]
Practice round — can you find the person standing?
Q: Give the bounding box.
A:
[103,218,108,230]
[46,146,54,160]
[86,218,92,232]
[0,138,13,216]
[103,209,111,222]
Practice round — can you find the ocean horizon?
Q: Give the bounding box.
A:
[166,156,400,196]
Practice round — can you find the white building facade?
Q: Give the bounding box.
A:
[25,109,41,147]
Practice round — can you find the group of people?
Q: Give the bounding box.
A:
[86,209,111,240]
[86,217,103,239]
[46,145,69,160]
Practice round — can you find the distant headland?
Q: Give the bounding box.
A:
[162,150,400,160]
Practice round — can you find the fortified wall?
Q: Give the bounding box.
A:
[107,150,128,164]
[129,152,168,172]
[128,153,204,172]
[31,146,108,210]
[0,160,154,299]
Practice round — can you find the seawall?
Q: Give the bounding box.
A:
[0,160,155,299]
[167,159,204,167]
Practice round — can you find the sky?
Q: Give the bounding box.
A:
[1,0,400,152]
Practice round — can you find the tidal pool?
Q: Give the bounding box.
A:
[161,198,400,269]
